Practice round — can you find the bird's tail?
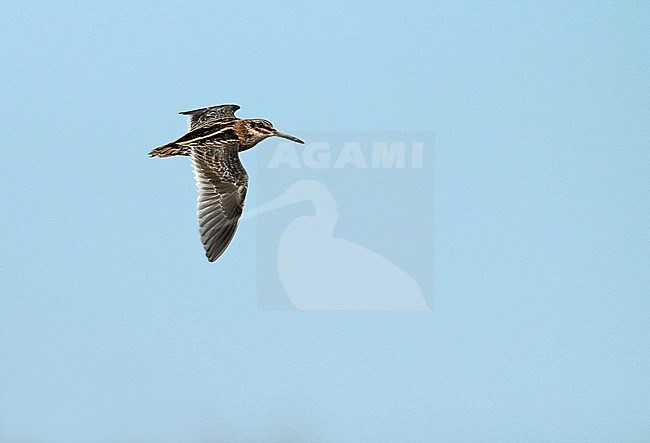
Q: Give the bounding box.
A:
[148,143,191,158]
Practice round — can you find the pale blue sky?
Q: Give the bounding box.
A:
[1,1,649,441]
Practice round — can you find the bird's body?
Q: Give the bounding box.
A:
[149,104,304,262]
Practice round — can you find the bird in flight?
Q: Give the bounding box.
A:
[149,104,304,262]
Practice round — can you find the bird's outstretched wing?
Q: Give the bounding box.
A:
[180,104,241,131]
[191,143,248,262]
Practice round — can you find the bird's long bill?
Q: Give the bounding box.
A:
[274,131,304,144]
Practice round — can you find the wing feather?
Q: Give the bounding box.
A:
[191,144,248,262]
[181,104,240,130]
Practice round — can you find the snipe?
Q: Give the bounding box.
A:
[149,104,304,262]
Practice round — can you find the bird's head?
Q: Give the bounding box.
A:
[241,119,304,150]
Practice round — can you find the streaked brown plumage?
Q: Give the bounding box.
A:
[149,104,304,262]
